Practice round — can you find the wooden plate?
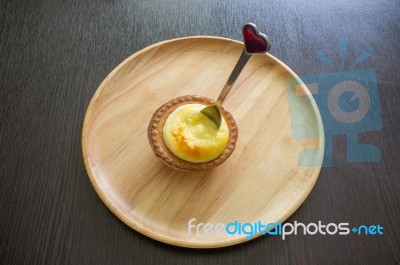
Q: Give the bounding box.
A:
[82,36,324,248]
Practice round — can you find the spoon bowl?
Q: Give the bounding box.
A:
[200,104,222,128]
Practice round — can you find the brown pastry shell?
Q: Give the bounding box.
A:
[147,95,238,171]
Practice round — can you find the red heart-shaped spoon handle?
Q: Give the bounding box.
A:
[243,23,271,54]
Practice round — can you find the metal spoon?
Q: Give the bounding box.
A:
[201,23,271,128]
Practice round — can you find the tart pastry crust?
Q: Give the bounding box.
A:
[148,95,238,171]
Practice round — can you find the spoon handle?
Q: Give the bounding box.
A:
[216,49,251,107]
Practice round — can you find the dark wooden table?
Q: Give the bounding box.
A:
[1,0,399,264]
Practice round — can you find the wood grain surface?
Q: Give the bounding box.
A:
[1,0,399,264]
[82,37,323,248]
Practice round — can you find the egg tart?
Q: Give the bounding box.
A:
[147,95,238,171]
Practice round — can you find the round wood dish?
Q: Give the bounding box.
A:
[82,36,324,248]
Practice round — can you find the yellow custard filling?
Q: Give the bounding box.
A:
[163,104,229,163]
